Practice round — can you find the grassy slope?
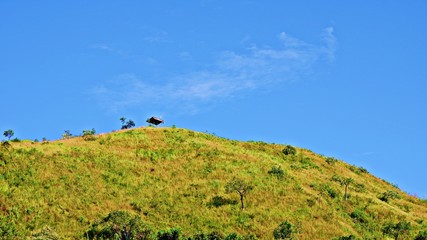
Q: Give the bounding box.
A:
[1,127,426,239]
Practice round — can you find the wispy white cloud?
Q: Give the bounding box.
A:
[321,27,337,62]
[91,27,337,112]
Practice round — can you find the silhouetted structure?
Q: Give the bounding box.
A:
[146,117,164,125]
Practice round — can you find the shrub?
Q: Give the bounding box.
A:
[358,167,368,174]
[86,210,153,239]
[332,175,341,183]
[224,233,243,240]
[382,220,411,240]
[191,231,224,240]
[333,235,357,240]
[415,230,427,240]
[157,228,181,240]
[354,183,366,193]
[268,166,285,179]
[350,209,369,224]
[243,234,259,240]
[82,128,96,141]
[282,145,296,155]
[273,220,295,239]
[207,196,238,208]
[325,157,338,165]
[326,186,338,199]
[379,190,400,203]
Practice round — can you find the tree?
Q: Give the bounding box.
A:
[342,177,354,201]
[120,117,136,129]
[225,178,253,210]
[3,129,14,140]
[332,175,354,200]
[62,130,72,139]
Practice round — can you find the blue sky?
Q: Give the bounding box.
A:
[1,1,426,198]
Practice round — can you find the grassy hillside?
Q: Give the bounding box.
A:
[1,127,426,239]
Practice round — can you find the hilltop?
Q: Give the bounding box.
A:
[1,127,426,239]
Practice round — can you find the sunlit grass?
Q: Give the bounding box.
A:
[1,127,426,239]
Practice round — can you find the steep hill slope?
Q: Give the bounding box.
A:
[1,127,426,239]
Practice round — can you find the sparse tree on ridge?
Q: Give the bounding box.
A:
[63,130,72,139]
[120,117,136,129]
[3,129,14,140]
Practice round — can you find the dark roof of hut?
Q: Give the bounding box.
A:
[146,117,164,125]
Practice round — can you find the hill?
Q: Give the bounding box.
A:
[1,127,426,239]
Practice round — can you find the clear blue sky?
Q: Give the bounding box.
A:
[1,1,426,198]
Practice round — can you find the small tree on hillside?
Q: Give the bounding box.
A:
[342,177,354,201]
[225,178,253,210]
[332,175,354,200]
[3,129,14,140]
[62,130,72,139]
[120,117,136,129]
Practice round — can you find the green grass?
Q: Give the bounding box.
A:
[1,127,427,239]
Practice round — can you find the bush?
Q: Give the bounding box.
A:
[191,231,224,240]
[86,210,153,239]
[358,167,368,173]
[379,190,400,203]
[333,235,357,240]
[268,166,285,179]
[325,157,338,165]
[224,233,243,240]
[82,128,96,141]
[350,209,369,224]
[157,228,181,240]
[415,230,427,240]
[282,145,296,155]
[315,183,338,199]
[382,221,411,240]
[273,220,295,239]
[207,196,237,208]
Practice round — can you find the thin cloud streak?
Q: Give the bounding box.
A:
[92,27,337,112]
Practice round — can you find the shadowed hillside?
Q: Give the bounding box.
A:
[1,127,426,239]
